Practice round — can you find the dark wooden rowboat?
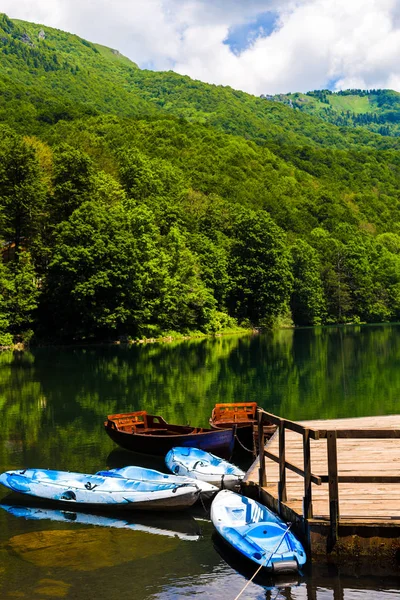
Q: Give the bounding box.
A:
[104,411,235,458]
[209,402,276,450]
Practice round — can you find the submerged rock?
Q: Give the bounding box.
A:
[6,528,179,571]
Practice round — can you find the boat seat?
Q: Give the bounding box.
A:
[142,428,169,434]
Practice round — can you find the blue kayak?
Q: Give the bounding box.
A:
[211,490,306,573]
[97,465,218,500]
[0,468,201,510]
[165,447,244,490]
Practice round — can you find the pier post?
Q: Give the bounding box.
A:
[303,428,313,518]
[278,419,287,507]
[258,410,267,487]
[327,430,339,550]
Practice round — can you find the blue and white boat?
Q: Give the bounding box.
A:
[0,503,200,541]
[211,490,306,573]
[98,465,218,500]
[165,447,245,490]
[0,468,201,510]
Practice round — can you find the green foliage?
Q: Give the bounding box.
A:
[43,202,166,339]
[51,144,95,222]
[273,88,400,138]
[0,126,46,254]
[0,260,13,345]
[8,253,39,333]
[290,239,326,325]
[188,232,230,309]
[157,226,217,333]
[2,13,400,341]
[227,209,293,326]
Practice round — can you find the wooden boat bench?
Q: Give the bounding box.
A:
[141,428,169,434]
[105,409,236,455]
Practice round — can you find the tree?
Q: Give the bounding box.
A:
[0,127,46,258]
[227,209,293,326]
[309,228,353,322]
[118,148,187,234]
[42,201,167,340]
[0,260,13,346]
[157,226,217,333]
[7,252,39,336]
[290,239,326,325]
[188,232,230,309]
[118,148,171,201]
[50,144,94,223]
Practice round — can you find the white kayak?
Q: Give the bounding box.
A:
[165,447,245,490]
[0,468,201,511]
[211,490,306,573]
[97,465,218,500]
[0,503,200,541]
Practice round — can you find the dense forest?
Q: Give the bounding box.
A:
[270,89,400,137]
[1,13,400,344]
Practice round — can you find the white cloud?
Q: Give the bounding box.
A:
[1,0,400,94]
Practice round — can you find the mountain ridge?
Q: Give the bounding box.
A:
[269,89,400,137]
[0,14,400,342]
[2,13,400,152]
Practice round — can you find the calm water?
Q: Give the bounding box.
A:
[0,325,399,599]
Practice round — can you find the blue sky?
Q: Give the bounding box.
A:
[224,11,279,55]
[1,0,400,95]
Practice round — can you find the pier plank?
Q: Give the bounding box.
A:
[243,414,400,559]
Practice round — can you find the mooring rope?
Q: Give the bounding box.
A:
[197,485,212,516]
[233,431,255,455]
[232,522,293,600]
[271,587,284,600]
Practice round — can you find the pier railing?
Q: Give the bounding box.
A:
[257,409,400,543]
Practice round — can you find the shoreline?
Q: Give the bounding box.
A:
[0,327,256,352]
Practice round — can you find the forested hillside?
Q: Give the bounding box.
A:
[270,89,400,138]
[1,13,400,344]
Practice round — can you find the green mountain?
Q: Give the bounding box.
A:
[1,13,400,343]
[1,14,397,150]
[269,89,400,137]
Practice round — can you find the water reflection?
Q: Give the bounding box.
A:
[1,326,400,598]
[2,326,400,471]
[0,500,201,541]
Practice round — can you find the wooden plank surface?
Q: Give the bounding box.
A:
[244,415,400,525]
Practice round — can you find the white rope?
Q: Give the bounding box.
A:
[232,522,293,600]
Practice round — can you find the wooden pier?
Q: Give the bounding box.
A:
[243,411,400,565]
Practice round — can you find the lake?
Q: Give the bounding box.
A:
[0,324,399,599]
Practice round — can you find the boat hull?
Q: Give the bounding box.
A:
[165,447,244,490]
[0,469,201,511]
[210,422,277,452]
[211,490,306,573]
[105,422,235,458]
[98,466,218,500]
[209,403,276,452]
[210,422,254,450]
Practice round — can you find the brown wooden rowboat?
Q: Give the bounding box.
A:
[104,411,235,458]
[209,402,276,451]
